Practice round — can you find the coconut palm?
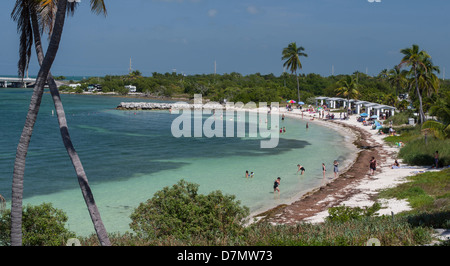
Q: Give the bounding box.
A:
[10,0,110,246]
[282,42,308,103]
[387,65,407,97]
[417,57,440,98]
[335,75,360,110]
[399,44,431,125]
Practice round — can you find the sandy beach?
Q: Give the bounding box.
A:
[254,106,433,225]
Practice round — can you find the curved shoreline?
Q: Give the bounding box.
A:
[248,109,364,222]
[250,107,431,225]
[244,109,359,219]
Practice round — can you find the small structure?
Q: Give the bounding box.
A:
[125,85,136,93]
[354,100,368,114]
[315,96,329,106]
[69,83,81,88]
[87,84,102,92]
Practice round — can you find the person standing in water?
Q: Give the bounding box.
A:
[333,160,339,178]
[273,177,281,193]
[322,163,326,179]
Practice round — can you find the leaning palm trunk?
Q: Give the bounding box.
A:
[29,10,111,246]
[11,0,67,246]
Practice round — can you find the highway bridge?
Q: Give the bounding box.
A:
[0,76,65,88]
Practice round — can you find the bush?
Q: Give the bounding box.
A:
[326,203,381,223]
[129,180,250,240]
[0,203,76,246]
[399,138,450,166]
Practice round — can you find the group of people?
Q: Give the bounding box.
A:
[245,170,254,178]
[321,160,340,179]
[272,160,341,194]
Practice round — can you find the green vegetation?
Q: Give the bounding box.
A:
[378,169,450,230]
[129,180,249,241]
[326,203,381,223]
[0,203,76,246]
[2,177,447,246]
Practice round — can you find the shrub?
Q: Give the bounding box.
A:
[0,203,76,246]
[129,180,249,240]
[326,203,381,223]
[399,138,450,166]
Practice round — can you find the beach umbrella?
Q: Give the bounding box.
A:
[298,101,305,105]
[287,100,296,104]
[371,115,378,119]
[360,113,368,117]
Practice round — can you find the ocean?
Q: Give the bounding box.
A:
[0,88,356,236]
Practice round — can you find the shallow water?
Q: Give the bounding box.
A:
[0,88,356,236]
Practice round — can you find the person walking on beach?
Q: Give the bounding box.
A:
[273,177,281,193]
[333,160,339,178]
[369,157,377,176]
[435,151,439,168]
[297,164,305,175]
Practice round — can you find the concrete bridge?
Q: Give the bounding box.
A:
[0,76,65,88]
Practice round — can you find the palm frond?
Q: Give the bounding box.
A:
[11,0,34,78]
[90,0,107,16]
[422,120,447,140]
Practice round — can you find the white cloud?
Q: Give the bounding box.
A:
[208,9,218,17]
[246,5,259,15]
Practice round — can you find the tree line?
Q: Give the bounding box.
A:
[72,65,449,115]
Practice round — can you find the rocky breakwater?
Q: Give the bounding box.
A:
[116,102,226,110]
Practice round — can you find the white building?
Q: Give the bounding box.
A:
[68,83,81,88]
[125,85,137,92]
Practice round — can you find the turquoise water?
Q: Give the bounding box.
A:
[0,88,356,236]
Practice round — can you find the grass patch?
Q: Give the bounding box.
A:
[378,168,450,229]
[398,138,450,166]
[79,216,433,246]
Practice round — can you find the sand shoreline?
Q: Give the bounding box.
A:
[251,107,433,225]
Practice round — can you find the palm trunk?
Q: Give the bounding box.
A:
[414,66,425,125]
[10,0,67,246]
[30,10,111,246]
[296,72,300,103]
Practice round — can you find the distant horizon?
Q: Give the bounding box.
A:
[1,69,448,81]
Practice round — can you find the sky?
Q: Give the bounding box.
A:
[1,0,449,78]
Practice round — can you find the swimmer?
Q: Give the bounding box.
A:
[250,172,254,178]
[297,164,305,175]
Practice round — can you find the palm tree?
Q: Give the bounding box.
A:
[417,57,440,98]
[282,42,308,103]
[399,44,431,125]
[335,75,360,111]
[387,65,407,97]
[10,0,110,246]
